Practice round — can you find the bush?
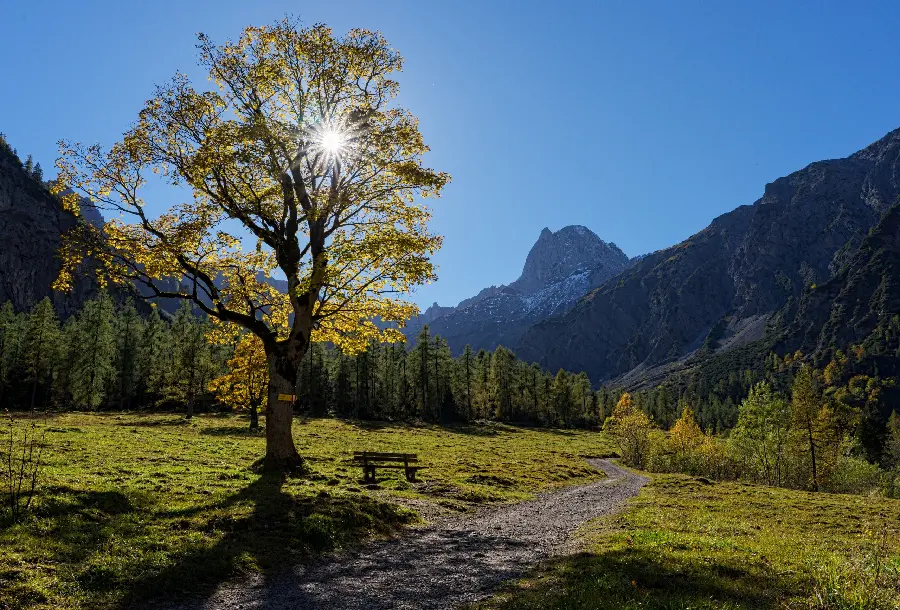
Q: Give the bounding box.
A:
[825,455,884,495]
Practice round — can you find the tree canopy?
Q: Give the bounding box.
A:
[53,19,449,355]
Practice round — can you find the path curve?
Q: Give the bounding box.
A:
[168,459,647,610]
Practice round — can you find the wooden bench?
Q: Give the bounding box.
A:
[352,452,424,483]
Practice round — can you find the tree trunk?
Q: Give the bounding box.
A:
[264,340,306,471]
[807,421,818,491]
[249,401,259,430]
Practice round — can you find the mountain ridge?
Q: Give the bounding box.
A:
[516,127,900,383]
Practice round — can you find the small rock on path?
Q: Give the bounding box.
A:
[166,459,647,610]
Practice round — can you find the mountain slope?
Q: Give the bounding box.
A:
[780,202,900,358]
[405,225,629,354]
[0,145,102,315]
[517,128,900,383]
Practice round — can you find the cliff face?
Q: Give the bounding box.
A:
[404,225,629,354]
[780,203,900,356]
[517,128,900,382]
[0,147,100,316]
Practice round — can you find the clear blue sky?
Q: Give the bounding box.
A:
[2,1,899,309]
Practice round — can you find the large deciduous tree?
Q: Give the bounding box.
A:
[53,19,449,470]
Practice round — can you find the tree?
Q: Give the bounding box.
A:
[790,364,832,491]
[170,303,210,419]
[69,292,117,409]
[730,382,791,486]
[139,307,171,405]
[0,302,21,406]
[54,19,449,469]
[32,162,43,182]
[885,411,900,470]
[490,347,515,421]
[115,300,144,409]
[604,392,654,468]
[23,154,33,175]
[21,298,60,411]
[209,331,268,429]
[670,406,704,455]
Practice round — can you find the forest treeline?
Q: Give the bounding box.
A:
[0,294,619,427]
[2,294,898,479]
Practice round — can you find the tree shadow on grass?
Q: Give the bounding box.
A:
[120,473,416,609]
[490,547,806,609]
[113,416,192,427]
[197,424,263,437]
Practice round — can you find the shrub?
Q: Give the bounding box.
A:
[603,393,654,468]
[1,413,47,522]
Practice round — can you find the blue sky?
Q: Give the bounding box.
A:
[2,1,899,309]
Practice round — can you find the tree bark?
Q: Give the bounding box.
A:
[263,340,306,471]
[249,402,259,430]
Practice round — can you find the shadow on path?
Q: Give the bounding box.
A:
[161,460,647,610]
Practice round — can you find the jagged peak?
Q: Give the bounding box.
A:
[512,224,628,294]
[849,126,900,161]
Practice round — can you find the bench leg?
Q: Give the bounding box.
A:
[364,465,376,483]
[405,468,416,483]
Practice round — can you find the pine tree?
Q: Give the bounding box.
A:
[550,369,573,426]
[23,154,34,175]
[69,292,116,409]
[21,297,60,411]
[32,162,43,182]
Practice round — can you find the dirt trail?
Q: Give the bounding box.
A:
[167,459,647,610]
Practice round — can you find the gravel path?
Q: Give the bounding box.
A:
[168,459,646,610]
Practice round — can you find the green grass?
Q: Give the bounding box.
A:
[474,473,900,609]
[0,412,614,610]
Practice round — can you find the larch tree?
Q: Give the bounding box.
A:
[790,364,828,491]
[53,19,448,469]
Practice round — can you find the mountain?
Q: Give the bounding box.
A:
[0,144,106,316]
[517,128,900,383]
[404,225,629,354]
[779,202,900,359]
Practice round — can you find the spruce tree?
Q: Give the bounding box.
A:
[115,300,144,409]
[139,307,170,406]
[23,154,34,175]
[0,302,22,406]
[170,302,209,419]
[22,297,61,411]
[70,292,116,409]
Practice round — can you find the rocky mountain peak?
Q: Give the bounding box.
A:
[512,225,628,294]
